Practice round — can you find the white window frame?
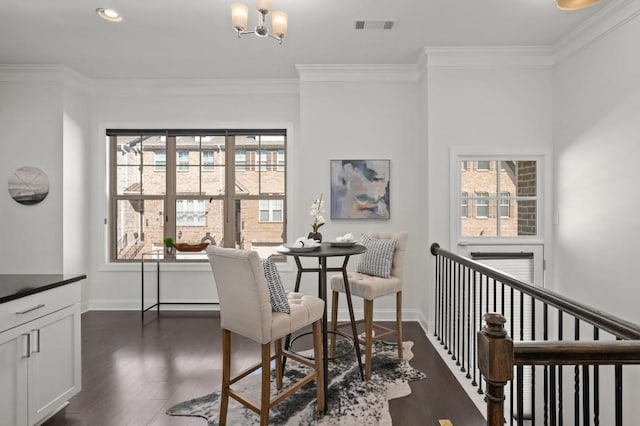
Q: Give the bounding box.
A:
[277,149,285,171]
[461,191,468,218]
[202,150,214,171]
[177,150,189,171]
[259,199,283,222]
[500,191,511,218]
[235,150,246,171]
[176,199,206,226]
[450,149,548,248]
[476,192,489,218]
[258,150,268,172]
[154,150,166,171]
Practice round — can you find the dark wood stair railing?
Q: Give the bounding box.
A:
[479,314,640,426]
[430,243,640,426]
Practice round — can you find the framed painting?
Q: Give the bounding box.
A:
[330,159,390,220]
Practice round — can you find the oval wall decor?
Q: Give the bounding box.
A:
[8,166,50,205]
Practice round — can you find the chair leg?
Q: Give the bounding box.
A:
[260,343,271,426]
[220,329,231,426]
[312,319,326,412]
[330,291,339,358]
[275,338,283,390]
[364,299,374,380]
[396,291,403,359]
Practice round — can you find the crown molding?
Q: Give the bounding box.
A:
[90,78,299,96]
[0,64,299,96]
[553,0,640,64]
[296,64,420,82]
[419,47,554,70]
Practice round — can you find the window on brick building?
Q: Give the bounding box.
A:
[459,158,538,238]
[108,130,287,262]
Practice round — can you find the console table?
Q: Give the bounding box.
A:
[140,250,217,318]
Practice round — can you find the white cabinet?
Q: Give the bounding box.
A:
[0,282,81,426]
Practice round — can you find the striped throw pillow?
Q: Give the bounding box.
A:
[262,258,291,314]
[356,234,397,278]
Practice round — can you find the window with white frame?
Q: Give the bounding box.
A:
[459,158,539,238]
[476,160,491,171]
[202,150,214,171]
[476,192,489,218]
[500,191,510,218]
[258,150,268,171]
[259,199,283,222]
[177,150,189,171]
[461,192,468,218]
[235,150,246,171]
[155,150,166,171]
[176,200,206,226]
[277,150,285,171]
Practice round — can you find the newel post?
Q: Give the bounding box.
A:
[478,313,513,426]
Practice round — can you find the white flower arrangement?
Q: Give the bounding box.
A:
[310,193,326,233]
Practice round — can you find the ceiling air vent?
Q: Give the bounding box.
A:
[354,20,396,31]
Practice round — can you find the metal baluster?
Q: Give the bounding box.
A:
[582,363,590,426]
[531,296,536,425]
[454,262,460,365]
[477,273,484,394]
[493,278,497,312]
[517,365,524,426]
[471,269,478,388]
[558,312,564,426]
[574,318,580,426]
[439,255,445,344]
[593,327,600,426]
[446,258,452,353]
[544,303,549,426]
[466,266,472,379]
[460,264,466,373]
[615,343,622,426]
[510,286,515,425]
[435,254,440,339]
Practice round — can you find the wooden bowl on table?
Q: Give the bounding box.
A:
[172,242,210,252]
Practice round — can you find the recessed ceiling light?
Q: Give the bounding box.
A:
[96,8,122,22]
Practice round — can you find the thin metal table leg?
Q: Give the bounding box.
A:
[320,256,329,412]
[283,256,303,373]
[341,256,364,379]
[141,255,145,320]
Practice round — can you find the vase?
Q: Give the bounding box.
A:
[307,232,323,243]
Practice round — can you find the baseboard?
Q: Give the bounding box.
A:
[87,299,220,311]
[426,333,487,420]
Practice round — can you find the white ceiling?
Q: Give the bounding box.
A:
[0,0,610,80]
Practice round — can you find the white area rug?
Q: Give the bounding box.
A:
[167,340,426,425]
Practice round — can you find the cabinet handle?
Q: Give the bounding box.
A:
[15,303,45,315]
[32,329,41,353]
[21,333,30,358]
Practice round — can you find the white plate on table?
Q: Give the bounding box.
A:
[329,241,357,247]
[281,243,321,253]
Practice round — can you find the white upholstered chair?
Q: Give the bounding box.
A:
[330,231,408,380]
[206,246,325,426]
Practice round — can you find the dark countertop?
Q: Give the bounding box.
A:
[0,274,87,304]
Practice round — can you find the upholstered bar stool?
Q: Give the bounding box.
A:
[329,231,408,380]
[207,246,325,426]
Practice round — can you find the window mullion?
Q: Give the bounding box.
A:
[165,136,177,242]
[224,134,236,248]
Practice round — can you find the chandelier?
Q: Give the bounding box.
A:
[231,0,288,44]
[556,0,600,9]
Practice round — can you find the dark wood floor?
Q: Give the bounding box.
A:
[45,311,485,425]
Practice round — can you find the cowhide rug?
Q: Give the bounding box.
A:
[167,340,426,425]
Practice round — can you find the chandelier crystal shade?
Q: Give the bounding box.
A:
[556,0,600,10]
[231,0,288,43]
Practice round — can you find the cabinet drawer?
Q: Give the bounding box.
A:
[0,283,80,333]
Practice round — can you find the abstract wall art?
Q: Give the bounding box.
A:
[8,166,50,205]
[330,159,390,220]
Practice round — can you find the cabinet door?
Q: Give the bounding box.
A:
[27,304,81,425]
[0,325,29,426]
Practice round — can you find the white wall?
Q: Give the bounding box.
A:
[297,66,425,321]
[553,12,640,422]
[63,82,90,303]
[424,49,554,330]
[0,74,64,273]
[86,82,300,309]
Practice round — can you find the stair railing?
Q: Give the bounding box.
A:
[430,243,640,425]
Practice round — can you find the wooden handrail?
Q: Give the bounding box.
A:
[514,340,640,365]
[431,243,640,340]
